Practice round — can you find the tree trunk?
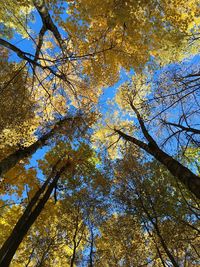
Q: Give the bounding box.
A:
[89,230,94,267]
[115,129,200,199]
[0,116,77,177]
[138,196,179,267]
[70,216,79,267]
[115,103,200,199]
[0,163,69,267]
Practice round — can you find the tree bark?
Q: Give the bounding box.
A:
[89,229,94,267]
[0,162,69,267]
[0,116,78,177]
[32,0,68,53]
[115,104,200,199]
[138,196,179,267]
[70,216,79,267]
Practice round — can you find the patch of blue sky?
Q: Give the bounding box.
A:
[25,145,50,179]
[98,68,134,114]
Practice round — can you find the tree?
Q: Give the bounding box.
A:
[114,103,200,198]
[0,115,81,177]
[64,0,199,82]
[95,214,149,267]
[113,148,200,266]
[107,64,200,198]
[91,70,200,198]
[0,141,109,266]
[0,157,69,266]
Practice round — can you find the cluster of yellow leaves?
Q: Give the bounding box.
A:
[0,205,23,245]
[115,73,151,115]
[1,163,39,197]
[161,0,200,32]
[92,73,151,159]
[0,59,39,160]
[33,84,67,121]
[95,214,149,266]
[0,198,88,267]
[0,0,33,38]
[62,0,200,86]
[157,218,200,258]
[32,37,101,116]
[92,113,132,159]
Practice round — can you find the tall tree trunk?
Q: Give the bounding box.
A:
[0,162,69,267]
[70,216,79,267]
[138,196,179,267]
[115,104,200,199]
[89,229,94,267]
[153,223,179,267]
[0,116,77,177]
[70,243,77,267]
[116,129,200,199]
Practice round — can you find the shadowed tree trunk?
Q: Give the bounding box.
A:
[135,187,179,267]
[0,160,70,267]
[70,210,85,267]
[0,116,78,177]
[89,228,94,267]
[115,104,200,199]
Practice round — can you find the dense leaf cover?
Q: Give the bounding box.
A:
[0,0,199,266]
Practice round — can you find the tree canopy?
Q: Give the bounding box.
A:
[0,0,200,266]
